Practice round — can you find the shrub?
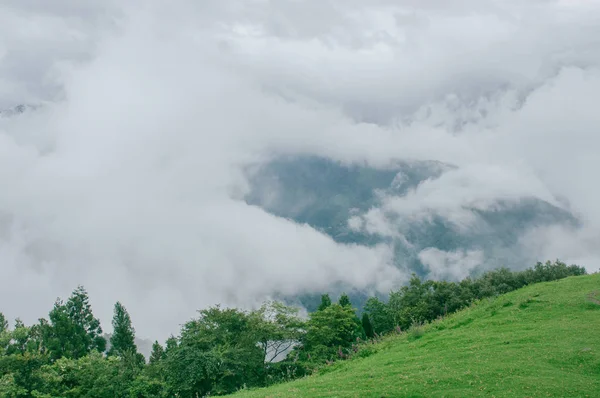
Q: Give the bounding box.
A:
[408,323,425,341]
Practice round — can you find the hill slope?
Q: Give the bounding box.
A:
[234,274,600,397]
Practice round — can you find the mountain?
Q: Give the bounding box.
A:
[245,155,577,309]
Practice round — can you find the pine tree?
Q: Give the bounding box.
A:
[109,302,137,357]
[67,285,106,354]
[361,313,374,339]
[164,335,178,355]
[149,340,165,365]
[1,313,9,333]
[338,293,351,307]
[44,286,106,360]
[317,294,332,311]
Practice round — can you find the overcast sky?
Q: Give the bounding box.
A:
[1,0,599,340]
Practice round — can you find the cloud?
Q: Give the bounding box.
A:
[1,0,600,339]
[418,248,484,281]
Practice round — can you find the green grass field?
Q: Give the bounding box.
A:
[234,274,600,397]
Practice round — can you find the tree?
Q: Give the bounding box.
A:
[43,286,106,360]
[164,306,265,397]
[6,319,29,355]
[251,301,305,364]
[361,313,374,339]
[388,274,435,330]
[0,313,7,333]
[0,374,28,397]
[164,336,178,356]
[302,304,362,362]
[317,294,332,311]
[108,302,137,357]
[66,286,106,354]
[0,344,48,395]
[128,373,167,398]
[149,341,166,365]
[363,297,393,335]
[338,293,351,307]
[35,351,132,398]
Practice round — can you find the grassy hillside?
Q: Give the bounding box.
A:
[234,274,600,397]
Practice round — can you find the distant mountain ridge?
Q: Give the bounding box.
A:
[245,155,577,310]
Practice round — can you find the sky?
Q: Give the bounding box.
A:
[1,0,599,340]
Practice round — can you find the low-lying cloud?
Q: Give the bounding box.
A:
[1,0,599,339]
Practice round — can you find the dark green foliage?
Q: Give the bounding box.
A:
[149,341,165,365]
[164,336,178,355]
[43,286,106,360]
[0,313,7,334]
[361,313,374,339]
[109,302,138,358]
[363,297,394,335]
[0,320,48,396]
[128,373,167,398]
[369,260,587,333]
[39,352,135,398]
[163,306,267,397]
[300,304,362,362]
[0,350,48,396]
[338,293,351,307]
[6,320,29,356]
[67,286,106,354]
[317,294,332,311]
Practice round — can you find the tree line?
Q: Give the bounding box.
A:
[0,260,586,397]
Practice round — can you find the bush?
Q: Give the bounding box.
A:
[356,346,378,359]
[408,323,425,341]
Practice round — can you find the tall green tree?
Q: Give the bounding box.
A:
[43,286,106,360]
[149,341,165,365]
[338,293,351,307]
[66,286,106,355]
[145,340,167,383]
[361,313,374,339]
[363,297,394,335]
[109,302,137,357]
[164,335,178,356]
[302,304,362,362]
[0,313,7,333]
[317,294,332,311]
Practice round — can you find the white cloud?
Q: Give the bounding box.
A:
[418,248,484,281]
[519,225,600,273]
[347,215,363,232]
[1,0,600,339]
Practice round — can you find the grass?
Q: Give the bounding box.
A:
[233,274,600,397]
